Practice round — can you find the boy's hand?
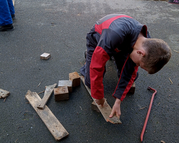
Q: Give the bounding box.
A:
[109,98,121,119]
[94,98,105,107]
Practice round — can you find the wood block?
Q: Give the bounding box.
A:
[0,89,10,99]
[58,80,72,92]
[25,90,69,141]
[80,76,122,124]
[128,82,135,95]
[40,53,51,60]
[37,83,57,109]
[54,86,69,101]
[69,72,80,87]
[91,101,100,112]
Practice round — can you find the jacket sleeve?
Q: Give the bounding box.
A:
[90,46,110,99]
[112,56,138,101]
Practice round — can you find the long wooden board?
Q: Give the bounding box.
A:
[80,76,122,124]
[25,90,69,140]
[37,83,57,109]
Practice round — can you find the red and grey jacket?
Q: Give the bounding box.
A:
[87,14,150,101]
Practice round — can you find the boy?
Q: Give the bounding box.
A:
[80,14,171,120]
[0,0,15,31]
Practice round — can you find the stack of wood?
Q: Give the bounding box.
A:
[54,72,80,101]
[25,71,81,141]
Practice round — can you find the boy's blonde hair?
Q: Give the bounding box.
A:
[142,38,171,74]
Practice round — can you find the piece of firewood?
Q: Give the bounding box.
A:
[58,80,72,92]
[54,86,69,101]
[69,72,80,87]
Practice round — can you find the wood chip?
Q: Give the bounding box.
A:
[169,78,173,84]
[0,89,10,99]
[139,106,147,110]
[174,50,179,53]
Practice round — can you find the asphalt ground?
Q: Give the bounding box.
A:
[0,0,179,143]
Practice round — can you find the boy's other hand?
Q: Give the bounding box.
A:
[95,98,105,107]
[109,98,121,119]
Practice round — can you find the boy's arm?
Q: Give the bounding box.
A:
[112,57,138,101]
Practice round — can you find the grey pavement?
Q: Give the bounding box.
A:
[0,0,179,143]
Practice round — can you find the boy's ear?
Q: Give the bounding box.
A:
[137,50,145,57]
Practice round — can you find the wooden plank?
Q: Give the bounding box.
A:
[25,90,69,141]
[37,83,57,109]
[80,76,122,124]
[91,101,100,112]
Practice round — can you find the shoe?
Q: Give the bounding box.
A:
[0,24,14,32]
[11,14,15,20]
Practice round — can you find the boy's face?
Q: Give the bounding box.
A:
[130,50,149,72]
